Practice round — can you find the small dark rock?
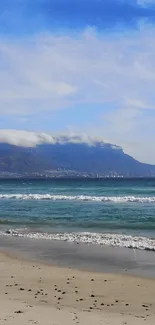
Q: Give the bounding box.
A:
[6,230,11,234]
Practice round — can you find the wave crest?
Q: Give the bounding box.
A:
[1,230,155,251]
[0,194,155,203]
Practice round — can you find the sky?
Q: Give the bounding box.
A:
[0,0,155,163]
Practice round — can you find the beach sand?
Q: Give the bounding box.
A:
[0,252,155,325]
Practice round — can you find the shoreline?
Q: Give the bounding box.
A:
[1,234,155,278]
[0,250,155,325]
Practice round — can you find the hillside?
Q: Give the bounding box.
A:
[0,138,155,177]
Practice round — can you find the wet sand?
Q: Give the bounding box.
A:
[0,251,155,325]
[1,235,155,278]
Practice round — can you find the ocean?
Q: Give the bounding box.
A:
[0,178,155,252]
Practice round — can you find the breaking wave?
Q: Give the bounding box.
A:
[1,230,155,251]
[0,194,155,203]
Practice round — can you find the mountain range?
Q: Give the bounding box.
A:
[0,135,155,177]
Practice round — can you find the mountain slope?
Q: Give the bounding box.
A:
[0,140,155,177]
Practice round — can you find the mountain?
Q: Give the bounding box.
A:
[0,138,155,177]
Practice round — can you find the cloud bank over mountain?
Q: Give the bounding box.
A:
[0,1,155,164]
[0,129,117,148]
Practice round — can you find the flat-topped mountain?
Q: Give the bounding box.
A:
[0,132,154,177]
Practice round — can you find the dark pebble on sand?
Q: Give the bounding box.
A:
[14,310,23,314]
[91,294,95,297]
[91,279,94,282]
[19,288,24,291]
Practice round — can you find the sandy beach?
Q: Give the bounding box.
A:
[0,251,155,325]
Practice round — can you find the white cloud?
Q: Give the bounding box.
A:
[1,27,155,162]
[1,27,155,114]
[0,129,109,147]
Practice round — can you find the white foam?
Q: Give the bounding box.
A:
[1,230,155,251]
[0,193,155,203]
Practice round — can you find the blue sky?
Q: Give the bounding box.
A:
[0,0,155,163]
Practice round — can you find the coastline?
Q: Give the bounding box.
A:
[0,251,155,325]
[1,234,155,278]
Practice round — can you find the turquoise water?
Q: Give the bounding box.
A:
[0,178,155,251]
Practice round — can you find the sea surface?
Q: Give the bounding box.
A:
[0,178,155,252]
